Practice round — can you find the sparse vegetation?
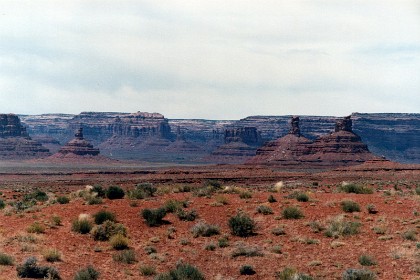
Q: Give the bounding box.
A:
[228,212,256,237]
[275,267,313,280]
[106,186,125,199]
[27,222,45,234]
[91,220,127,241]
[93,210,116,225]
[154,263,205,280]
[73,266,100,280]
[358,255,377,266]
[256,204,274,215]
[341,200,361,213]
[0,253,14,265]
[340,183,373,194]
[0,199,6,209]
[56,196,70,204]
[325,215,361,238]
[231,243,263,258]
[109,234,129,250]
[142,207,167,227]
[402,229,417,241]
[239,190,252,199]
[176,209,198,221]
[112,249,136,264]
[268,195,277,203]
[240,265,256,275]
[342,268,376,280]
[43,248,62,262]
[272,226,286,236]
[139,264,156,276]
[296,193,309,202]
[72,219,93,234]
[191,221,220,237]
[16,256,60,279]
[282,206,304,219]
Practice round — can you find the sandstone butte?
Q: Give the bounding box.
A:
[56,127,100,156]
[0,114,50,159]
[248,115,384,167]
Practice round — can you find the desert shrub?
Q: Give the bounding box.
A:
[268,195,277,203]
[272,226,286,236]
[218,236,229,248]
[240,265,256,275]
[72,219,93,234]
[256,205,274,215]
[164,200,186,213]
[193,186,217,197]
[177,185,191,193]
[282,206,304,219]
[27,222,45,234]
[73,266,100,280]
[93,210,116,225]
[140,265,156,276]
[91,220,127,241]
[325,216,361,238]
[176,209,198,221]
[239,190,252,199]
[204,242,216,251]
[341,200,361,213]
[106,186,125,199]
[25,190,49,202]
[415,187,420,195]
[86,196,102,205]
[112,249,136,264]
[271,245,282,254]
[214,195,229,205]
[0,253,14,265]
[340,183,373,194]
[142,207,167,227]
[0,199,6,209]
[402,229,417,241]
[366,204,377,214]
[229,212,256,237]
[16,256,60,279]
[155,263,205,280]
[144,245,157,255]
[205,179,222,189]
[358,255,377,266]
[110,234,129,250]
[308,221,325,233]
[275,267,313,280]
[92,185,106,198]
[342,268,376,280]
[296,193,309,202]
[56,196,70,204]
[191,221,220,237]
[135,182,157,197]
[43,248,61,262]
[13,199,36,212]
[231,243,263,258]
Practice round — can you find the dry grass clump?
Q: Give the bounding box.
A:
[191,221,220,237]
[109,234,129,250]
[325,215,361,238]
[43,248,61,262]
[231,242,264,258]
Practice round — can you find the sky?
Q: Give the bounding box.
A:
[0,1,419,119]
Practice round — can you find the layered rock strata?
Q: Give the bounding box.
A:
[58,127,100,156]
[0,114,50,159]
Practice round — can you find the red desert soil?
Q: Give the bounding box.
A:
[0,161,419,279]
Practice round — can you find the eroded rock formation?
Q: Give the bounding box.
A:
[0,114,50,159]
[58,127,100,156]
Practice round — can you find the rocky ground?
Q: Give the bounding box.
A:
[0,161,419,279]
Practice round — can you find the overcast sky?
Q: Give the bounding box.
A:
[0,1,419,119]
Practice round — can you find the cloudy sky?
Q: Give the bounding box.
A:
[0,1,419,119]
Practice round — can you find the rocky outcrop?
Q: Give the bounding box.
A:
[0,114,50,159]
[57,127,100,156]
[248,116,383,167]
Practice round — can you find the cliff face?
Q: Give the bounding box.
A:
[19,112,420,164]
[0,114,50,159]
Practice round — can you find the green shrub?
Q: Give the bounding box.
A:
[56,196,70,204]
[340,184,373,194]
[140,265,156,276]
[27,222,45,234]
[228,212,256,237]
[43,249,61,262]
[0,253,14,265]
[366,204,377,214]
[231,243,263,258]
[112,249,136,264]
[72,219,93,234]
[240,265,256,275]
[256,205,274,215]
[282,206,304,219]
[218,236,229,248]
[154,263,205,280]
[341,200,361,213]
[268,195,277,203]
[73,266,100,280]
[402,229,417,241]
[110,234,129,250]
[142,208,167,227]
[164,200,185,213]
[204,242,216,251]
[271,226,286,236]
[275,267,313,280]
[16,257,60,279]
[106,186,125,199]
[239,190,252,199]
[325,216,361,238]
[415,187,420,195]
[176,209,198,221]
[342,268,376,280]
[93,210,116,225]
[25,190,49,202]
[87,196,102,205]
[191,221,220,237]
[92,185,106,198]
[135,182,157,197]
[0,199,6,209]
[144,245,157,255]
[91,221,127,241]
[296,193,309,202]
[358,255,377,266]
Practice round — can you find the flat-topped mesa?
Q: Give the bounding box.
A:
[58,127,100,156]
[0,114,50,159]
